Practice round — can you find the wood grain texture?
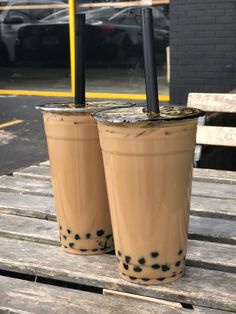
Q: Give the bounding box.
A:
[0,237,235,312]
[189,215,236,245]
[0,276,197,314]
[0,176,235,200]
[0,191,55,220]
[191,195,236,220]
[14,165,236,185]
[193,168,236,184]
[0,213,235,272]
[0,190,235,221]
[187,93,236,113]
[196,126,236,147]
[14,165,51,181]
[0,176,53,196]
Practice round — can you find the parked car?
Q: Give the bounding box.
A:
[0,0,66,65]
[1,4,169,67]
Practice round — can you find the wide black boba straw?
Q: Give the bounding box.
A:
[141,8,160,114]
[75,13,85,107]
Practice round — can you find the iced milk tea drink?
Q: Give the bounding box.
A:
[38,102,133,255]
[93,105,204,284]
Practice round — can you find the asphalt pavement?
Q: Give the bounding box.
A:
[0,95,71,175]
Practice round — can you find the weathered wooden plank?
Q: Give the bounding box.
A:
[191,195,236,220]
[14,165,236,185]
[196,126,236,147]
[189,215,236,245]
[103,290,234,313]
[0,237,235,312]
[193,168,236,185]
[0,213,59,246]
[0,175,235,200]
[192,180,236,200]
[0,276,198,314]
[187,93,236,113]
[0,190,235,222]
[0,176,53,197]
[0,213,235,272]
[14,165,51,181]
[0,191,55,220]
[40,160,49,166]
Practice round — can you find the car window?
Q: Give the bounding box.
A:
[4,10,33,24]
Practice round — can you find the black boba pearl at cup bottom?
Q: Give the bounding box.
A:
[125,256,131,264]
[178,249,183,255]
[129,276,137,281]
[106,234,112,239]
[141,278,150,282]
[69,242,74,248]
[80,249,87,252]
[151,251,159,258]
[157,278,165,281]
[152,264,160,269]
[97,230,104,237]
[75,234,80,240]
[133,266,142,273]
[86,233,91,239]
[123,263,129,270]
[138,257,146,265]
[63,235,67,240]
[175,261,181,267]
[92,249,98,252]
[162,264,170,272]
[67,229,71,234]
[117,250,122,257]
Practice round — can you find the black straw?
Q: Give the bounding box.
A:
[141,8,160,114]
[75,13,85,107]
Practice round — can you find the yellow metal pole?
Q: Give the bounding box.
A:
[68,0,76,96]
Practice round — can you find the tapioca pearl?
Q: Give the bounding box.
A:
[162,264,170,272]
[123,263,129,270]
[157,277,165,281]
[151,251,159,258]
[92,248,98,252]
[67,229,71,234]
[117,250,122,257]
[178,249,183,255]
[141,278,150,282]
[97,230,104,237]
[86,233,91,239]
[129,276,137,281]
[152,264,160,269]
[59,226,62,230]
[75,234,80,240]
[64,245,68,248]
[106,234,112,239]
[138,257,146,265]
[125,256,131,264]
[133,266,142,273]
[175,261,181,267]
[80,249,87,252]
[69,242,74,248]
[63,235,67,240]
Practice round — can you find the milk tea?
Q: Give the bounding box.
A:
[43,108,114,255]
[94,105,204,284]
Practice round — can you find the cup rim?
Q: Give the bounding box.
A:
[92,104,205,124]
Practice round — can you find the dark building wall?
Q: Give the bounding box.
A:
[170,0,236,105]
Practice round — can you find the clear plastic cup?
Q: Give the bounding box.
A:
[93,105,204,283]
